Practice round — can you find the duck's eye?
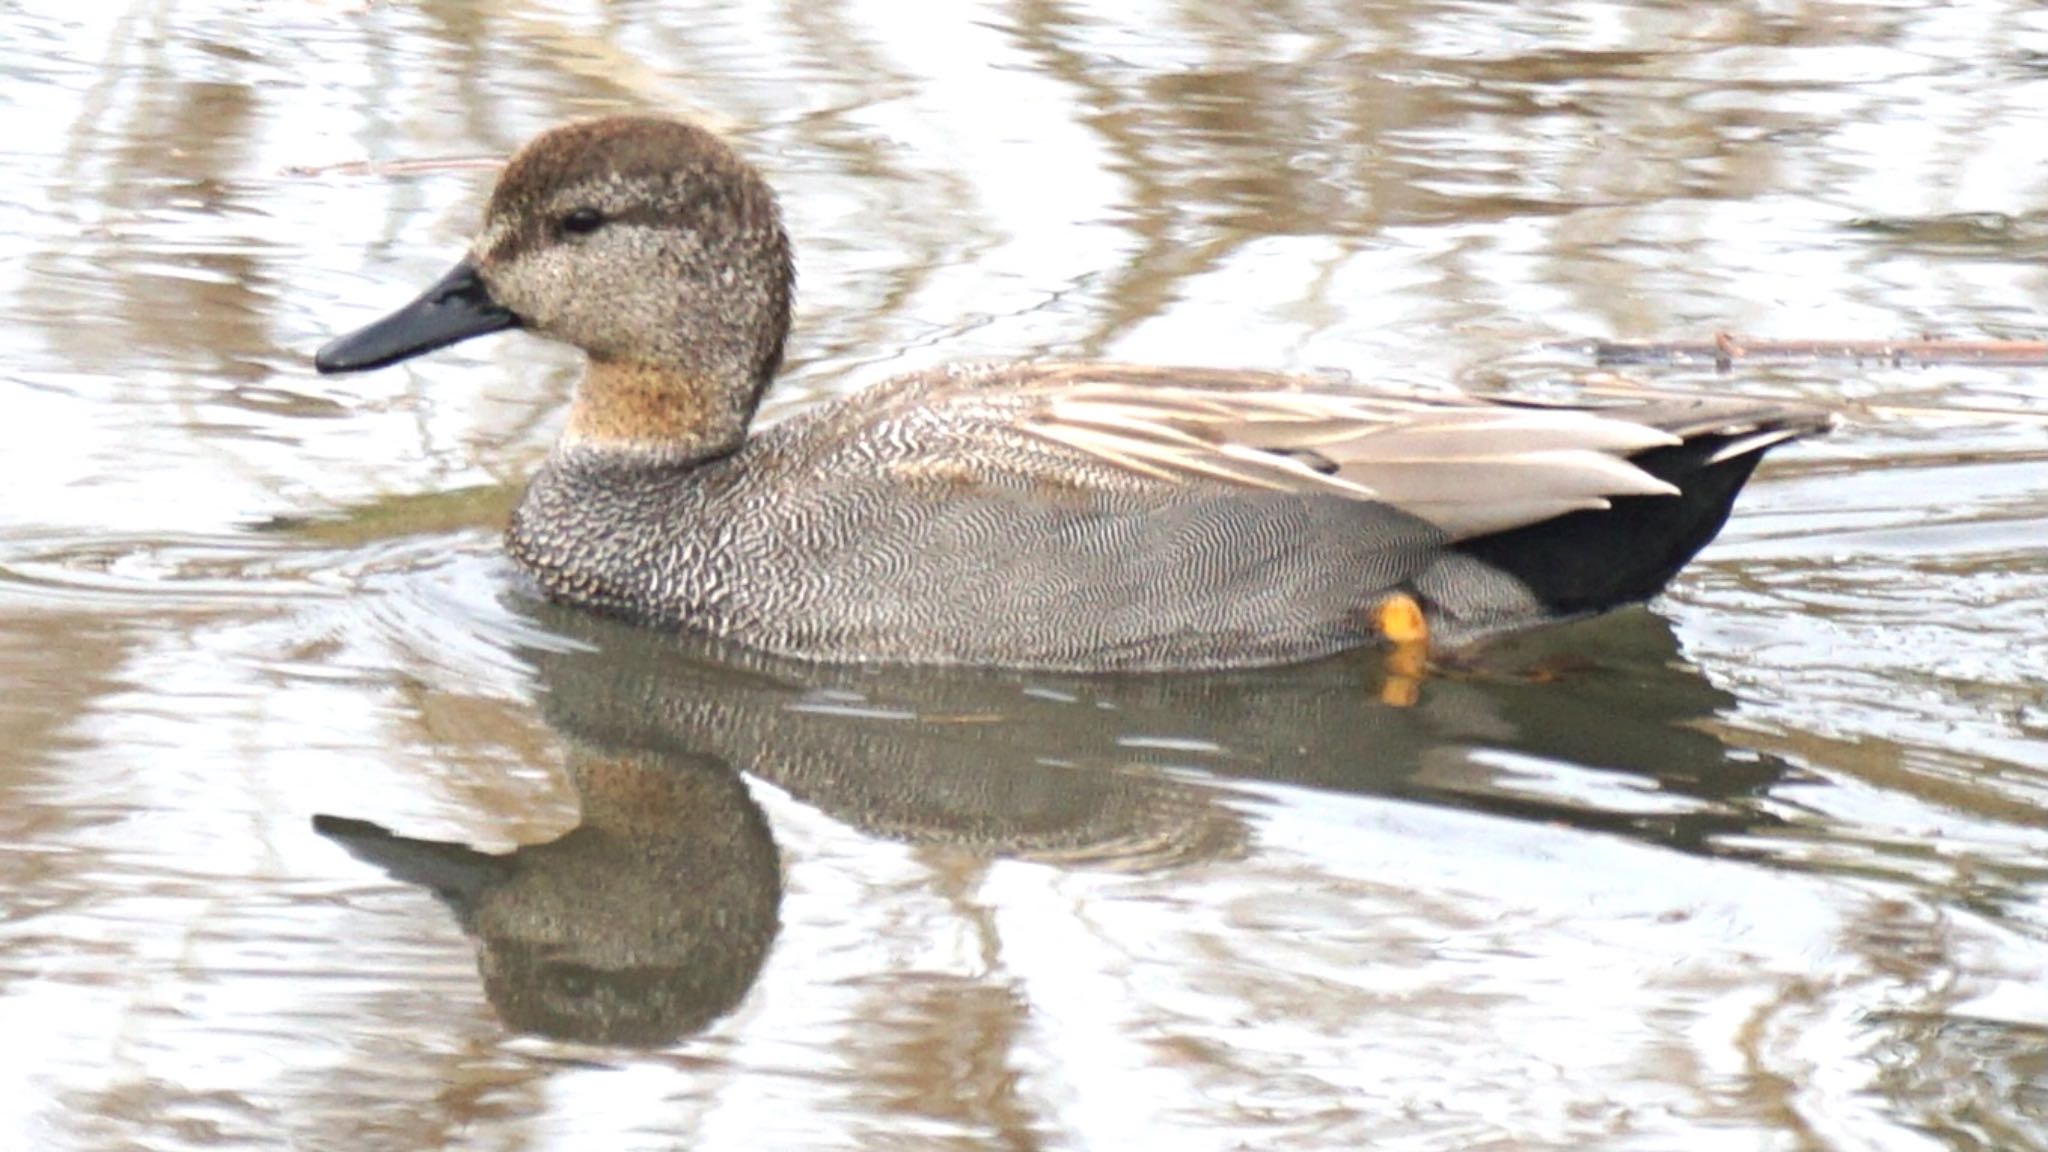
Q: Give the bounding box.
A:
[558,207,607,236]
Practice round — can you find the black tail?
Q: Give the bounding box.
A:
[1446,392,1829,618]
[1451,438,1764,614]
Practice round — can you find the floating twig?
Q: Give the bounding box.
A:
[1578,372,2048,427]
[1565,333,2048,370]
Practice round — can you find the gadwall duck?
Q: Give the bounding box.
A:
[316,116,1828,671]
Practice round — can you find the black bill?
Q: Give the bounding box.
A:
[314,258,520,374]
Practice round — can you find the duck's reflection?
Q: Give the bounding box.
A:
[320,600,1789,1046]
[318,743,780,1047]
[529,601,1784,858]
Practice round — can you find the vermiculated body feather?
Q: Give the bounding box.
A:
[507,361,1828,669]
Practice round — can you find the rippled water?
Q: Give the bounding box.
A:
[3,2,2046,1149]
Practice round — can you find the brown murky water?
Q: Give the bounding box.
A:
[4,2,2047,1149]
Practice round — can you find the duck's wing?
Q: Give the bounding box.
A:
[888,363,1826,540]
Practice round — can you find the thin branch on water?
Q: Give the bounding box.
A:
[1577,372,2048,427]
[1563,332,2048,369]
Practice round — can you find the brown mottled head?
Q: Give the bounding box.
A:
[315,116,796,459]
[474,117,794,393]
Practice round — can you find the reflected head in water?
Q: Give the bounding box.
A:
[317,745,780,1048]
[315,115,1830,672]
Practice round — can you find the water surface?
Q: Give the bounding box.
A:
[2,2,2046,1149]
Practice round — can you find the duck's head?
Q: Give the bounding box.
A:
[316,116,794,460]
